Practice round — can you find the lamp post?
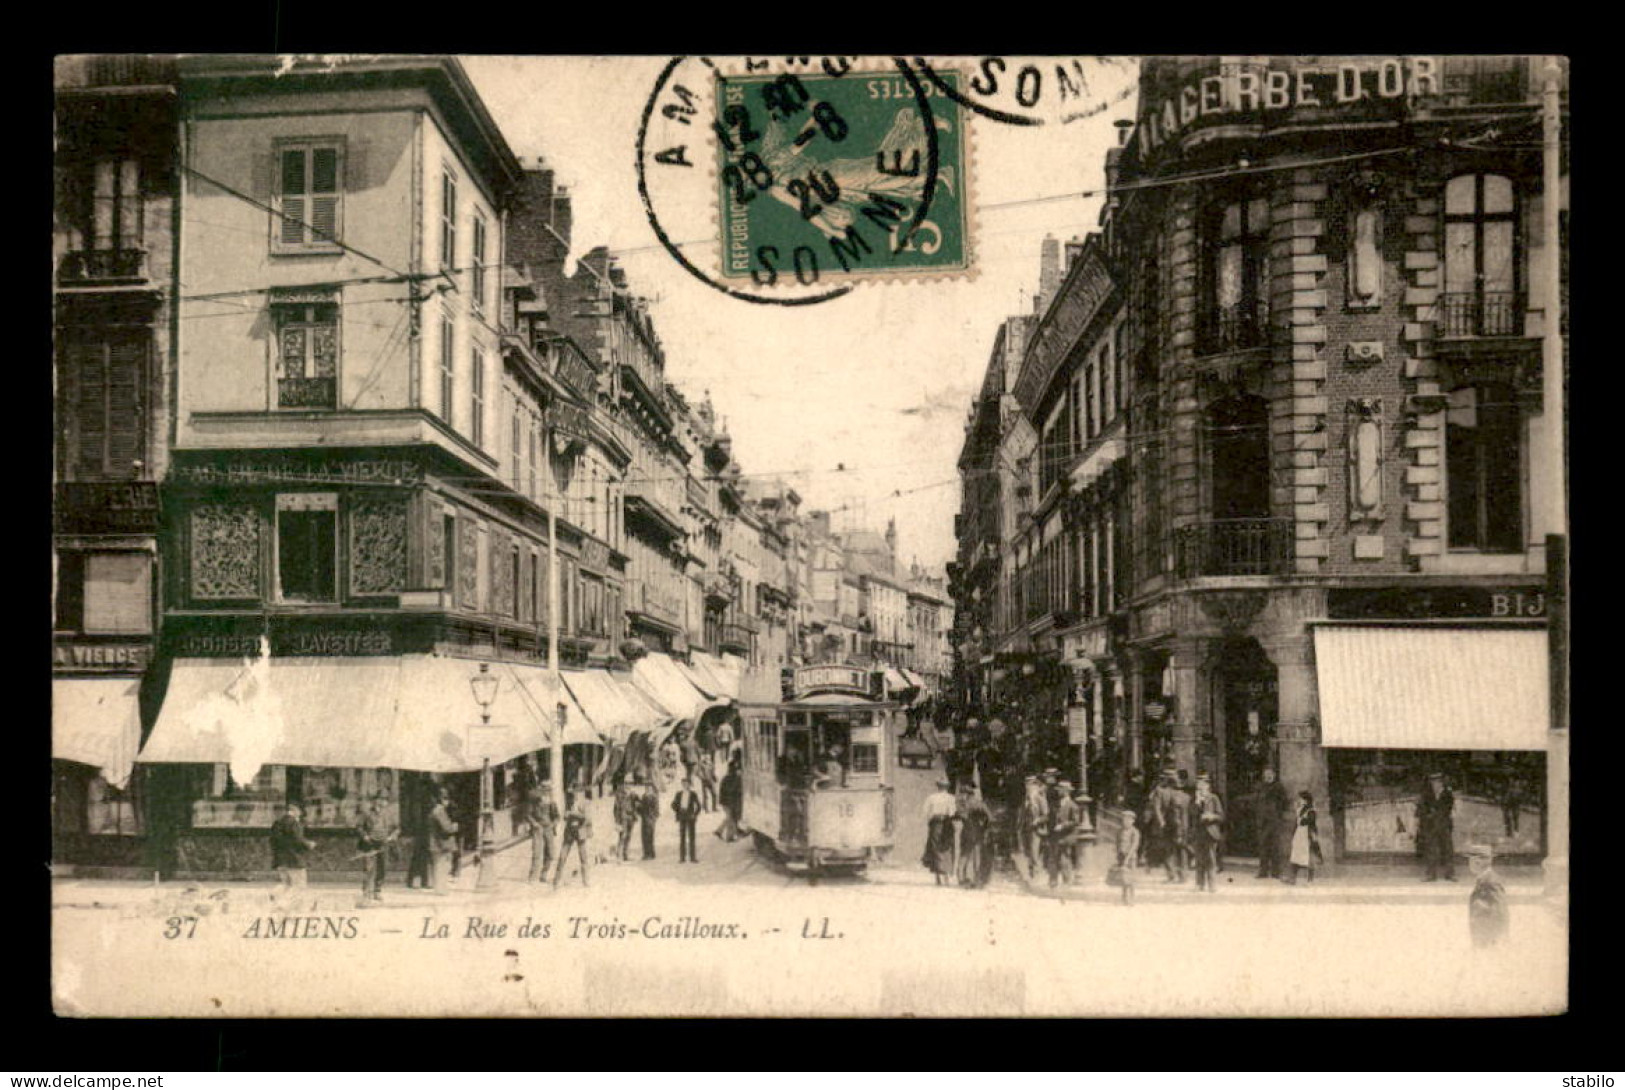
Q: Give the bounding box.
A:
[469,662,499,890]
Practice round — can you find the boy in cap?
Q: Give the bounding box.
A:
[1467,844,1510,948]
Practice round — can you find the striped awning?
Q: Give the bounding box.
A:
[561,668,665,747]
[630,652,716,720]
[53,677,143,789]
[1312,625,1550,751]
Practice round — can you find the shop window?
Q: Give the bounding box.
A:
[276,494,338,603]
[1446,384,1522,552]
[86,775,141,836]
[1202,194,1271,352]
[274,141,342,252]
[1442,174,1519,336]
[59,330,147,480]
[274,301,339,409]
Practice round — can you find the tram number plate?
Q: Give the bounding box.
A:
[838,803,855,818]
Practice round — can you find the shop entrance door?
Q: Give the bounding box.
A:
[1212,637,1278,856]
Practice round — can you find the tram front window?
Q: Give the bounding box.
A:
[780,729,813,788]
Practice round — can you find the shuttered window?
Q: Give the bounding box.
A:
[440,170,458,272]
[471,213,488,314]
[61,332,147,480]
[471,347,485,447]
[274,142,343,251]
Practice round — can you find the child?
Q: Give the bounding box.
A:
[1467,843,1510,949]
[1117,809,1141,906]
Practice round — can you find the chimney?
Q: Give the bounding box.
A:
[551,182,573,259]
[1064,235,1086,272]
[1037,235,1061,314]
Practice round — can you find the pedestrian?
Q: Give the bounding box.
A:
[525,786,560,884]
[1047,780,1080,888]
[269,803,316,890]
[354,789,399,905]
[1116,809,1141,906]
[1018,775,1050,882]
[922,778,958,885]
[638,780,660,860]
[1255,767,1289,880]
[955,783,992,888]
[1467,843,1510,949]
[672,776,702,863]
[405,795,432,890]
[427,789,458,893]
[551,790,592,888]
[1153,771,1189,883]
[1287,789,1322,885]
[1417,771,1457,882]
[1191,774,1225,892]
[716,760,744,842]
[614,781,639,861]
[696,746,719,813]
[715,717,737,768]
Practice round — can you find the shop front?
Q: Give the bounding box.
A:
[135,651,576,878]
[1314,622,1549,862]
[52,675,147,870]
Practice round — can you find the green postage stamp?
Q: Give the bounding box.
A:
[715,68,971,286]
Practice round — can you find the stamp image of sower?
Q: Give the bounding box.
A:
[714,67,970,287]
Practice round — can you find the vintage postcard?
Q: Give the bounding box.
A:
[51,54,1568,1017]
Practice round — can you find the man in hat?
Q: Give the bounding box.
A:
[1019,775,1050,882]
[1191,774,1225,892]
[270,802,316,890]
[1467,843,1510,948]
[552,789,593,888]
[355,789,399,904]
[672,775,703,863]
[1417,772,1456,881]
[1255,767,1289,880]
[1152,770,1189,883]
[525,785,560,884]
[427,787,458,893]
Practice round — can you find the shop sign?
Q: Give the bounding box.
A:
[53,640,151,671]
[790,664,872,699]
[172,629,394,657]
[173,456,423,487]
[1066,705,1089,745]
[54,482,160,534]
[579,537,610,574]
[1134,57,1441,160]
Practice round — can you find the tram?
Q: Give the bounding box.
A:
[740,663,897,877]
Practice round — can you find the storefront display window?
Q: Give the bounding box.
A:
[1328,749,1544,857]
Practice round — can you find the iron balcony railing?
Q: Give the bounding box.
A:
[1174,517,1294,578]
[1200,299,1269,354]
[1438,291,1521,338]
[277,376,337,409]
[58,248,147,285]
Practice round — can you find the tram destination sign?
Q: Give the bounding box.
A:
[790,664,878,700]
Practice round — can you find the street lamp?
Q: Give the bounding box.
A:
[469,662,499,890]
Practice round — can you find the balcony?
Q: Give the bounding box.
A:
[58,248,148,286]
[1438,292,1521,339]
[719,622,754,653]
[1174,518,1294,578]
[702,573,732,604]
[627,577,683,629]
[1199,299,1269,355]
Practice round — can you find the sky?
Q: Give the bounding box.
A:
[462,56,1139,573]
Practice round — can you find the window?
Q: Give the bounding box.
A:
[439,313,455,426]
[1442,174,1519,336]
[510,395,522,489]
[528,417,539,502]
[277,494,338,602]
[55,551,152,634]
[851,744,879,774]
[80,157,142,254]
[274,142,342,251]
[440,170,458,272]
[1446,384,1522,552]
[59,330,146,480]
[442,513,457,594]
[1100,341,1114,428]
[1203,194,1271,351]
[1114,322,1128,414]
[274,302,339,409]
[511,546,522,620]
[471,213,488,315]
[471,348,485,447]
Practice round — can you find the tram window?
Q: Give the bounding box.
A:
[851,744,879,775]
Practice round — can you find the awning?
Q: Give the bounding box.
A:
[900,668,926,689]
[883,667,909,693]
[561,668,666,747]
[53,677,143,789]
[139,656,567,779]
[673,656,722,700]
[630,651,715,720]
[1313,625,1550,751]
[506,664,598,747]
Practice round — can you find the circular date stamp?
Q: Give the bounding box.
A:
[638,56,974,304]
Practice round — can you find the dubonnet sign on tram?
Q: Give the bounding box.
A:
[790,664,874,699]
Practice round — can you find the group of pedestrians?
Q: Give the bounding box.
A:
[920,778,995,888]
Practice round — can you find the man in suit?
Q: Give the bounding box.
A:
[355,789,399,905]
[427,789,459,893]
[672,776,703,863]
[1191,774,1225,892]
[613,781,639,862]
[1417,771,1456,882]
[551,791,593,888]
[525,785,560,884]
[1153,771,1189,883]
[1255,767,1289,879]
[638,781,660,860]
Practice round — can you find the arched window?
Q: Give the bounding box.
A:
[1442,174,1519,336]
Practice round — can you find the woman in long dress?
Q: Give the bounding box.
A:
[1288,789,1321,884]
